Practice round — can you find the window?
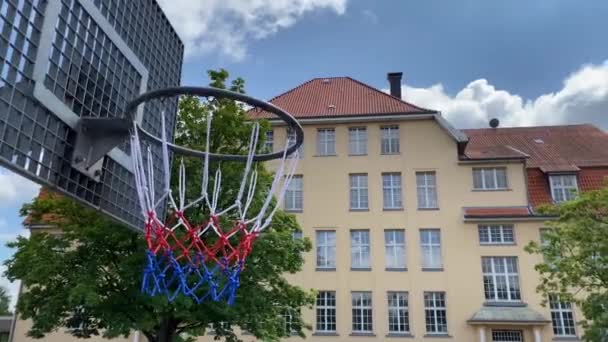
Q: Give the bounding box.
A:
[382,173,403,209]
[384,229,406,269]
[316,231,336,269]
[381,126,400,154]
[349,127,367,155]
[550,295,576,337]
[317,128,336,156]
[350,174,369,210]
[387,292,409,334]
[482,257,521,302]
[420,229,442,270]
[478,225,515,245]
[492,330,523,342]
[284,175,303,211]
[550,175,578,203]
[424,292,447,334]
[282,308,298,335]
[287,128,303,158]
[316,291,336,332]
[473,167,508,190]
[264,130,274,152]
[416,171,438,209]
[352,292,373,333]
[351,230,371,269]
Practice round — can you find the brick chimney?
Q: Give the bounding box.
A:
[387,72,403,99]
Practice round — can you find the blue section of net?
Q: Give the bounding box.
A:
[141,251,242,305]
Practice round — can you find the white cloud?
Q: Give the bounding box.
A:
[157,0,349,60]
[0,168,40,207]
[399,61,608,129]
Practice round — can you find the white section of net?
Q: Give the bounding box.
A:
[129,111,298,234]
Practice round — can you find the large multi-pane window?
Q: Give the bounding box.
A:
[316,231,336,269]
[282,308,298,335]
[316,291,336,332]
[380,126,400,154]
[482,257,521,302]
[492,330,523,342]
[287,128,303,158]
[424,292,448,334]
[549,295,577,337]
[478,225,515,245]
[317,128,336,156]
[416,172,438,209]
[384,229,406,269]
[382,173,403,209]
[387,292,410,334]
[420,229,442,270]
[350,174,369,210]
[284,175,303,211]
[351,292,373,333]
[550,175,578,203]
[473,167,508,190]
[351,230,371,269]
[349,127,367,155]
[264,130,274,152]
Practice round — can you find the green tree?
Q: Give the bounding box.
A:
[526,186,608,341]
[4,69,314,342]
[0,286,12,315]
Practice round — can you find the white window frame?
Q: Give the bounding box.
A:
[351,292,373,333]
[264,129,274,152]
[492,330,523,342]
[284,175,303,211]
[384,229,406,269]
[316,231,336,269]
[349,127,367,155]
[473,167,508,190]
[424,292,448,334]
[416,171,438,209]
[420,229,442,270]
[349,174,369,210]
[316,291,337,333]
[387,292,410,333]
[351,230,371,269]
[549,295,577,337]
[549,174,578,203]
[316,128,336,156]
[287,128,303,159]
[482,256,521,302]
[478,224,515,245]
[380,125,400,154]
[382,173,403,209]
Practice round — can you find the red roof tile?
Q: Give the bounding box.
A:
[464,124,608,169]
[463,206,533,218]
[251,77,436,119]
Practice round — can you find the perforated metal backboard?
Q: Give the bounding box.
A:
[0,0,183,230]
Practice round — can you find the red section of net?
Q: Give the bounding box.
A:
[144,211,258,268]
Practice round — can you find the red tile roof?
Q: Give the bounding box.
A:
[528,167,608,208]
[251,77,436,119]
[463,206,533,219]
[464,124,608,169]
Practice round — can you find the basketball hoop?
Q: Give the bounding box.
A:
[126,86,303,304]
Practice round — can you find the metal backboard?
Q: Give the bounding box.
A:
[0,0,183,230]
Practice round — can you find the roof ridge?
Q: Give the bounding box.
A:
[265,77,319,104]
[464,123,600,132]
[344,76,438,113]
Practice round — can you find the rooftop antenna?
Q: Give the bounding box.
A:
[489,118,500,128]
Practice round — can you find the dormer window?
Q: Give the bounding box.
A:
[550,175,578,203]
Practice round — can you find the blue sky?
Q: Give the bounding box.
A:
[1,0,608,304]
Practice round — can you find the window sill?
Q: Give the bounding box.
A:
[381,153,400,156]
[316,267,336,272]
[386,333,414,338]
[351,267,372,271]
[424,333,452,338]
[472,188,512,192]
[483,301,527,307]
[552,337,580,341]
[383,207,404,211]
[422,267,444,272]
[418,207,440,211]
[314,154,337,157]
[284,209,303,213]
[350,208,370,212]
[480,243,516,247]
[349,153,368,157]
[350,332,375,337]
[386,267,407,272]
[313,332,339,336]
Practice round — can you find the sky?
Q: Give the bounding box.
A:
[1,0,608,306]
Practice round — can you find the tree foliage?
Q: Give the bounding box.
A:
[4,69,313,342]
[0,286,12,316]
[526,186,608,341]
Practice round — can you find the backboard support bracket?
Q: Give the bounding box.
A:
[71,117,131,182]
